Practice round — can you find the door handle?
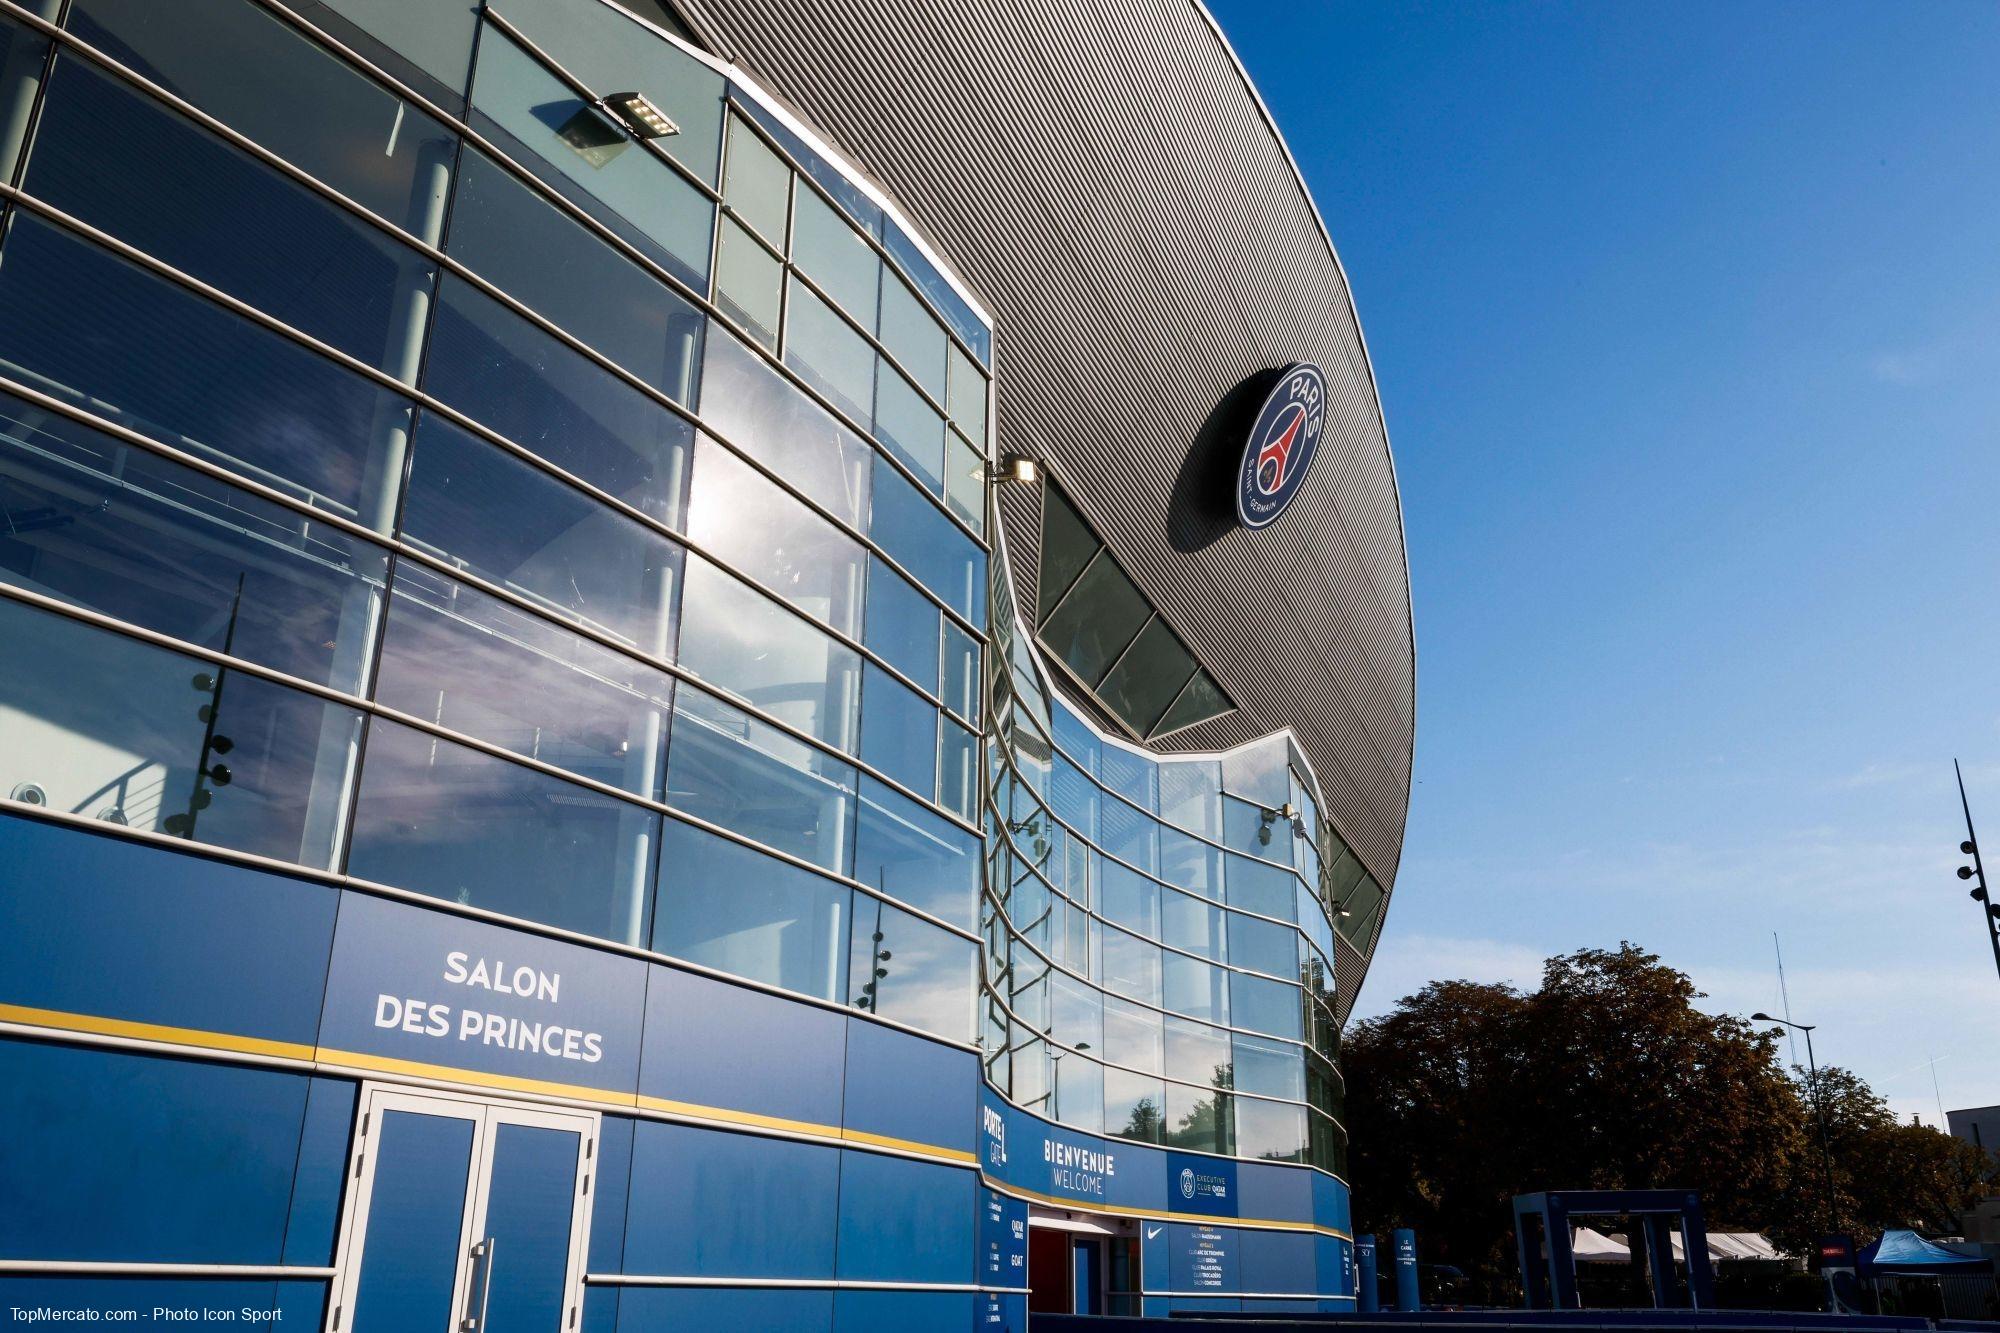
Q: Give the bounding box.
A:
[461,1237,496,1332]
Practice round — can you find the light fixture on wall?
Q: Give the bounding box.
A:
[603,91,680,139]
[990,455,1039,485]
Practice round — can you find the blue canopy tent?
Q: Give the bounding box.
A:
[1858,1231,1992,1277]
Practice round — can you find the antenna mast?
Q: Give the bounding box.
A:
[1774,932,1798,1068]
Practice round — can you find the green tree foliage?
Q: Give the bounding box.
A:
[1345,943,1991,1302]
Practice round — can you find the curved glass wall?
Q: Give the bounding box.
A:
[979,552,1356,1176]
[0,0,988,1045]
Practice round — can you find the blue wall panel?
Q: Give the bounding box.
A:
[831,1289,975,1333]
[613,1286,833,1333]
[841,1014,976,1156]
[589,1113,636,1274]
[834,1150,975,1284]
[1238,1159,1312,1224]
[280,1077,357,1267]
[1239,1226,1317,1294]
[623,1121,840,1278]
[0,813,336,1045]
[640,966,847,1128]
[0,1038,310,1263]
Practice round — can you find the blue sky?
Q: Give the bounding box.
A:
[1210,0,2000,1124]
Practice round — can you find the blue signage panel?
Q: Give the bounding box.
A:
[319,891,647,1095]
[1393,1226,1420,1311]
[1167,1151,1238,1217]
[1168,1222,1239,1293]
[978,1089,1124,1206]
[979,1187,1027,1289]
[1355,1233,1379,1313]
[1234,363,1326,529]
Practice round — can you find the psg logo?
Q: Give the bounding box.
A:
[1235,364,1326,529]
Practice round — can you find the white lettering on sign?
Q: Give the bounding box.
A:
[1044,1137,1116,1196]
[370,951,604,1064]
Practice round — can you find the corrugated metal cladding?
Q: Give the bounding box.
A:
[668,0,1414,890]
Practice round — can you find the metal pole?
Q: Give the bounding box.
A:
[1803,1026,1836,1236]
[1955,761,2000,983]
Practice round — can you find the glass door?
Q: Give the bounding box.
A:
[327,1086,597,1333]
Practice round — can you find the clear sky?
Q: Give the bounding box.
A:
[1209,0,2000,1125]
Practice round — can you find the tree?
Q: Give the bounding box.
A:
[1346,944,1993,1306]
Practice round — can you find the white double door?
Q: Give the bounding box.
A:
[327,1085,598,1333]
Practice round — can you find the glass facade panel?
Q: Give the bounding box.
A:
[348,718,659,941]
[1161,952,1229,1025]
[1233,1034,1306,1103]
[424,275,695,525]
[784,278,873,424]
[1098,926,1160,1007]
[1228,911,1298,979]
[654,819,849,1002]
[1153,666,1231,737]
[373,568,674,798]
[1235,1097,1307,1165]
[872,360,943,493]
[1225,852,1296,921]
[1229,970,1303,1042]
[939,620,979,724]
[1163,1080,1231,1157]
[850,896,974,1040]
[688,436,863,637]
[859,662,938,803]
[943,433,985,535]
[468,30,710,287]
[723,112,790,244]
[400,414,683,656]
[878,273,945,400]
[1161,889,1225,962]
[790,185,879,327]
[1095,615,1196,737]
[1104,1066,1165,1145]
[0,396,387,693]
[946,343,985,453]
[868,453,982,623]
[1050,1049,1103,1134]
[663,685,855,876]
[863,557,940,694]
[444,148,703,404]
[699,325,870,529]
[1100,995,1162,1076]
[1158,759,1222,840]
[66,0,459,231]
[713,216,782,350]
[1098,795,1157,875]
[0,596,355,867]
[854,777,977,931]
[1158,827,1221,899]
[0,215,412,527]
[1096,858,1158,935]
[25,54,441,377]
[678,555,858,753]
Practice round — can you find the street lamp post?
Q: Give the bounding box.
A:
[1753,1012,1837,1238]
[1953,761,2000,984]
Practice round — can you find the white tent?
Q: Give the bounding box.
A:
[1605,1231,1788,1263]
[1572,1227,1634,1264]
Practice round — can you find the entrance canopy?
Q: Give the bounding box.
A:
[1859,1230,1993,1276]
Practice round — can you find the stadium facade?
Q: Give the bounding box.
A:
[0,0,1414,1325]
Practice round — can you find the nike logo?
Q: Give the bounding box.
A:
[1147,1225,1164,1240]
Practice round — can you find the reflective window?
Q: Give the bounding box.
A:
[0,396,387,693]
[400,414,683,656]
[1155,669,1231,738]
[1235,1097,1306,1165]
[943,433,984,535]
[1228,912,1298,979]
[937,720,977,824]
[0,597,355,868]
[784,278,873,424]
[1100,995,1162,1076]
[1158,827,1221,900]
[1158,760,1222,840]
[853,777,977,932]
[1038,553,1145,685]
[1099,926,1160,1007]
[869,453,983,624]
[850,896,973,1041]
[1104,1066,1165,1145]
[1036,485,1097,611]
[713,217,781,351]
[0,17,49,187]
[946,343,985,452]
[859,663,937,805]
[1163,1015,1231,1091]
[940,621,979,725]
[688,437,862,637]
[25,54,440,377]
[0,215,412,527]
[1098,796,1157,876]
[790,186,879,328]
[1338,873,1387,947]
[424,276,695,525]
[468,31,711,286]
[1161,890,1225,963]
[1047,969,1101,1056]
[66,0,459,233]
[444,148,703,404]
[872,361,943,493]
[663,685,854,876]
[499,0,726,185]
[653,819,850,1003]
[1050,1050,1103,1133]
[678,555,858,753]
[877,274,945,401]
[699,325,870,529]
[1097,616,1197,737]
[373,568,674,799]
[347,718,658,943]
[1050,703,1099,774]
[1229,971,1303,1041]
[1163,1081,1231,1157]
[1225,852,1296,921]
[1161,953,1229,1025]
[1050,757,1098,844]
[298,0,479,106]
[862,557,939,693]
[1232,1034,1305,1103]
[1097,858,1158,936]
[722,113,789,245]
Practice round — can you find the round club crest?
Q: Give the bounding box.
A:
[1234,364,1326,529]
[1180,1167,1196,1199]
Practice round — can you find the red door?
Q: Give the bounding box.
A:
[1028,1227,1072,1314]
